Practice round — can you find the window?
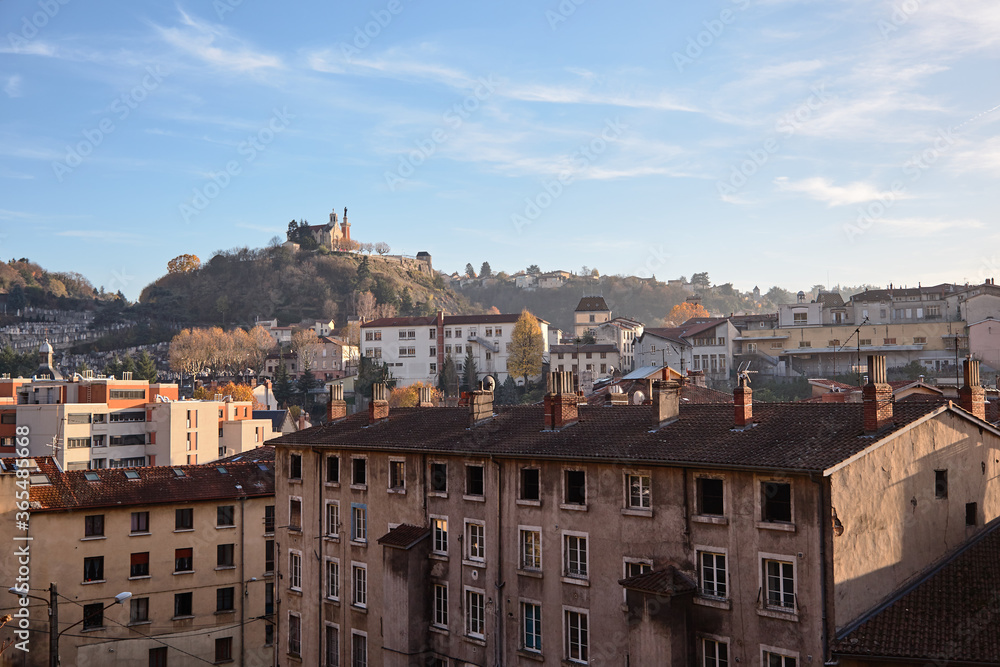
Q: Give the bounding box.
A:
[914,336,927,344]
[264,505,275,533]
[289,453,302,480]
[175,548,193,573]
[352,458,367,486]
[860,338,872,346]
[466,465,484,496]
[289,551,302,590]
[430,462,447,493]
[966,502,978,526]
[216,587,235,612]
[326,501,340,537]
[288,613,302,656]
[265,582,274,615]
[217,505,235,527]
[763,650,797,667]
[327,560,340,600]
[761,482,791,522]
[764,559,795,610]
[84,514,104,537]
[466,589,485,638]
[109,410,146,423]
[351,504,367,543]
[522,602,542,652]
[563,533,588,578]
[467,521,485,562]
[565,470,586,505]
[792,312,807,323]
[289,498,302,530]
[325,624,340,667]
[352,632,367,667]
[626,473,650,509]
[131,511,150,533]
[432,517,448,555]
[389,460,405,491]
[353,564,367,607]
[698,478,725,516]
[83,602,103,630]
[520,528,542,570]
[175,508,193,530]
[564,609,589,663]
[433,583,448,628]
[265,540,274,573]
[83,556,104,582]
[798,341,811,348]
[699,551,727,598]
[130,597,149,624]
[174,592,193,618]
[935,469,948,499]
[217,543,234,568]
[131,552,149,578]
[326,456,340,483]
[215,637,233,663]
[703,638,729,667]
[520,468,540,501]
[884,337,897,345]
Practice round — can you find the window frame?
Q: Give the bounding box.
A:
[173,591,193,619]
[326,558,340,601]
[562,468,587,508]
[432,582,449,630]
[84,514,105,538]
[83,602,104,630]
[519,467,541,504]
[217,504,235,528]
[696,476,726,517]
[217,543,235,569]
[351,457,367,488]
[326,500,341,538]
[562,531,589,581]
[431,516,448,556]
[83,555,105,583]
[624,471,651,511]
[130,552,150,578]
[521,599,542,653]
[174,507,194,531]
[288,453,302,481]
[351,630,367,667]
[759,478,793,525]
[465,586,486,639]
[216,586,235,613]
[131,510,150,534]
[760,554,797,614]
[700,634,730,667]
[465,520,486,564]
[129,597,149,625]
[324,622,340,667]
[563,607,589,664]
[697,546,729,600]
[326,455,340,485]
[289,496,303,531]
[519,526,542,571]
[288,549,302,591]
[761,646,799,667]
[388,458,406,492]
[465,464,485,498]
[287,611,302,657]
[351,503,367,544]
[352,562,368,609]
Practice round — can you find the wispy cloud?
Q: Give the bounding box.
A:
[155,9,283,72]
[4,75,23,98]
[879,217,985,236]
[55,230,145,243]
[774,176,909,206]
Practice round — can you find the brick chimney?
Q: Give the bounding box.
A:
[605,388,628,406]
[327,384,348,422]
[368,383,389,424]
[862,355,893,434]
[544,371,578,429]
[418,385,434,408]
[734,375,752,427]
[958,358,986,420]
[652,379,680,427]
[469,387,494,426]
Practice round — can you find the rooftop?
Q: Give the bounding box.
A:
[575,296,610,312]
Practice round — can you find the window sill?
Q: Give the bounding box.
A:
[517,649,544,662]
[287,478,302,485]
[560,576,589,587]
[287,588,302,596]
[325,481,341,488]
[213,660,235,665]
[559,503,587,512]
[388,488,406,495]
[350,484,368,492]
[80,627,106,633]
[324,597,340,606]
[173,571,195,576]
[463,495,486,503]
[621,508,653,517]
[129,532,151,537]
[464,635,486,647]
[462,559,486,568]
[693,515,729,525]
[428,491,448,499]
[81,580,106,586]
[350,540,367,548]
[351,605,368,614]
[214,609,236,616]
[173,528,195,533]
[694,596,731,610]
[324,535,340,543]
[429,625,449,636]
[516,499,541,507]
[215,525,236,530]
[215,566,236,571]
[128,575,151,581]
[517,569,543,579]
[758,607,798,622]
[127,620,152,627]
[756,521,796,533]
[429,553,449,561]
[81,536,107,541]
[172,615,195,621]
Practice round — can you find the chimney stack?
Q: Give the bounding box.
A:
[958,358,986,420]
[862,355,893,433]
[368,383,389,424]
[652,379,681,427]
[327,384,348,422]
[605,388,628,406]
[419,385,434,408]
[469,384,494,426]
[544,371,579,429]
[734,375,752,427]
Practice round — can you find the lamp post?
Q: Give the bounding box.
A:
[45,587,130,666]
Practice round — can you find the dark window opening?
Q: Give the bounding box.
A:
[83,602,103,630]
[326,456,340,483]
[130,552,149,578]
[762,482,792,522]
[430,463,447,492]
[935,470,948,499]
[289,453,302,480]
[466,465,484,496]
[698,478,724,516]
[175,508,193,530]
[966,502,978,526]
[521,468,540,501]
[352,458,367,486]
[565,470,586,505]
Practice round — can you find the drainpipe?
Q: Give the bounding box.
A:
[813,474,830,663]
[491,456,505,667]
[238,492,246,666]
[317,450,324,666]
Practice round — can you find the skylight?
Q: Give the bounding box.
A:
[172,468,186,477]
[84,471,100,481]
[257,463,270,471]
[217,467,228,474]
[124,470,140,480]
[29,473,49,485]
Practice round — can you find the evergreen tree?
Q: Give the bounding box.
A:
[136,351,158,382]
[462,348,479,391]
[438,355,459,397]
[120,355,136,379]
[104,356,122,379]
[495,375,519,405]
[465,263,476,278]
[273,361,294,407]
[480,261,492,278]
[399,287,414,315]
[297,367,317,408]
[356,356,395,401]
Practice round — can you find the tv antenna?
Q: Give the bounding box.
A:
[737,361,757,385]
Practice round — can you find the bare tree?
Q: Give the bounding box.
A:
[354,290,378,322]
[375,242,391,256]
[246,325,276,376]
[374,303,397,319]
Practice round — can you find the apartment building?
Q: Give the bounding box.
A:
[634,318,738,385]
[269,359,999,666]
[360,312,551,388]
[573,296,611,338]
[0,449,276,667]
[549,343,620,382]
[0,371,276,468]
[593,317,644,372]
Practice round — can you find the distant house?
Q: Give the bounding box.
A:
[537,270,571,289]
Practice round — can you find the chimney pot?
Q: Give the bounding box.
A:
[368,382,389,423]
[327,384,348,422]
[544,371,579,429]
[734,376,752,427]
[863,355,893,433]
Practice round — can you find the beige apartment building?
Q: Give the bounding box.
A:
[0,449,276,667]
[269,360,1000,666]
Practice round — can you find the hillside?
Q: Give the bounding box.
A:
[138,245,478,326]
[0,258,106,312]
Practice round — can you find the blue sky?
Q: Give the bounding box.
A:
[1,0,998,300]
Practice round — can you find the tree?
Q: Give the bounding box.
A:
[690,272,711,289]
[354,291,377,322]
[246,326,276,377]
[136,351,158,382]
[506,310,544,385]
[438,355,459,397]
[526,264,540,275]
[374,242,391,256]
[167,254,201,274]
[7,284,26,312]
[465,263,476,278]
[356,356,395,401]
[272,361,294,407]
[495,375,519,405]
[388,381,441,408]
[297,367,317,408]
[399,288,414,315]
[665,301,711,325]
[462,348,479,391]
[480,262,492,279]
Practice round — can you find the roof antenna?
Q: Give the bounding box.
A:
[737,361,757,385]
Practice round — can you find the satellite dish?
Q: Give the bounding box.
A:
[632,391,645,405]
[483,376,496,392]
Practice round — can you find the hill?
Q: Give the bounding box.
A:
[0,258,106,312]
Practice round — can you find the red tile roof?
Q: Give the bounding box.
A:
[619,566,697,596]
[377,524,430,549]
[833,519,1000,662]
[551,344,618,354]
[575,296,610,312]
[362,316,437,328]
[216,445,275,464]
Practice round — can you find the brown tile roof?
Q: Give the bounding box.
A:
[550,344,618,354]
[216,445,275,464]
[271,401,947,473]
[618,566,697,596]
[816,292,846,308]
[588,381,733,406]
[575,296,610,312]
[377,524,430,549]
[362,316,437,328]
[26,458,274,512]
[833,519,1000,662]
[445,313,547,325]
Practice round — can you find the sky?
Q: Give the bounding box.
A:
[1,0,998,301]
